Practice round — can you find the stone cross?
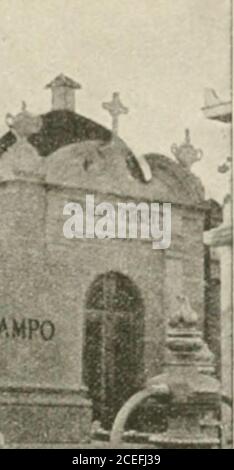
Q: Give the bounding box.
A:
[102,92,128,136]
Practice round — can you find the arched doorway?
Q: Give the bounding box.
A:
[83,271,144,429]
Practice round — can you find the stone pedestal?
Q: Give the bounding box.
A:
[110,297,221,448]
[0,385,92,444]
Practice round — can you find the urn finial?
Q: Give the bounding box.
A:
[171,129,203,170]
[6,103,42,140]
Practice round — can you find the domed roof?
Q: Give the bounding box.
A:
[29,110,111,155]
[0,108,205,206]
[0,110,111,156]
[0,109,143,183]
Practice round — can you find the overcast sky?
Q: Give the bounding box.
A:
[0,0,231,202]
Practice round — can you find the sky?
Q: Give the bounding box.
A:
[0,0,231,202]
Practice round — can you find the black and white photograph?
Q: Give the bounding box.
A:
[0,0,232,453]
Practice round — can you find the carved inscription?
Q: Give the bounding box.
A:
[0,317,55,341]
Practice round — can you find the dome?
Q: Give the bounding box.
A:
[0,108,204,206]
[0,109,143,185]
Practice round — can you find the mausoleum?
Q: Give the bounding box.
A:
[0,74,219,444]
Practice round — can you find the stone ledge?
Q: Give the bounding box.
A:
[0,384,90,406]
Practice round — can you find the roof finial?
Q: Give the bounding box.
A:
[171,129,203,170]
[5,103,42,140]
[45,74,81,112]
[102,92,128,137]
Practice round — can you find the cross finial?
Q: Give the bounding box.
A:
[102,92,128,136]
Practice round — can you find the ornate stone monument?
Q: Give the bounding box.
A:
[110,296,221,449]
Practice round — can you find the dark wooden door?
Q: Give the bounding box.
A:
[84,272,144,429]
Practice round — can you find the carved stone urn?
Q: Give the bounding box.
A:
[171,129,203,170]
[6,102,42,140]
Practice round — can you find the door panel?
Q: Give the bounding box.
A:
[84,272,144,429]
